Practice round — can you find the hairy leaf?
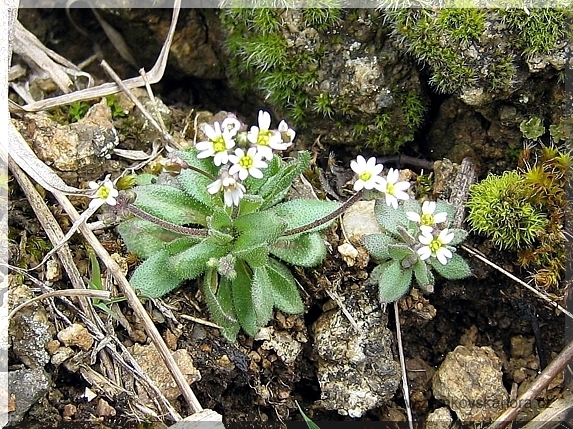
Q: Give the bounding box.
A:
[233,244,269,268]
[435,200,455,223]
[164,237,206,255]
[259,151,312,210]
[448,228,468,246]
[430,253,472,280]
[201,269,238,325]
[252,266,275,327]
[117,217,186,259]
[133,184,207,226]
[378,260,413,304]
[232,260,259,336]
[367,263,386,286]
[238,194,264,216]
[175,148,219,176]
[169,238,228,281]
[412,259,434,293]
[361,233,394,261]
[270,199,341,236]
[177,168,216,214]
[216,274,241,341]
[233,211,287,251]
[270,233,326,267]
[266,258,304,314]
[374,198,404,236]
[388,243,416,261]
[130,250,185,298]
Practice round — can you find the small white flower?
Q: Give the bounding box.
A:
[228,147,268,180]
[207,173,246,207]
[195,121,236,166]
[277,120,296,147]
[417,228,455,265]
[350,155,384,191]
[376,168,411,209]
[88,176,119,208]
[247,110,284,160]
[406,200,448,233]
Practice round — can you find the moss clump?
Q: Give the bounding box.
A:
[466,170,546,250]
[383,7,571,96]
[221,8,426,154]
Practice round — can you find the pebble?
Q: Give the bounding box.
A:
[57,323,94,351]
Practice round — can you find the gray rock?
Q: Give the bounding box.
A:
[9,285,53,369]
[8,368,51,423]
[432,345,509,423]
[313,280,400,417]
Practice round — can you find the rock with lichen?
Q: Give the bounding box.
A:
[312,278,400,417]
[221,8,427,154]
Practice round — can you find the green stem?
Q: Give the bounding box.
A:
[282,189,364,236]
[128,204,208,237]
[187,165,216,181]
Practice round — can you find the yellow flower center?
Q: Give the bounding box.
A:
[359,171,372,182]
[387,183,395,194]
[213,137,226,152]
[258,130,273,146]
[421,213,434,226]
[429,238,443,254]
[239,155,254,169]
[97,186,111,200]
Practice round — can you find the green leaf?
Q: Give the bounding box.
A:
[169,238,228,281]
[130,250,185,298]
[232,260,259,336]
[378,260,413,304]
[237,194,264,216]
[164,237,205,255]
[177,168,217,214]
[388,243,416,261]
[135,173,158,186]
[118,217,178,259]
[215,274,241,341]
[367,263,386,286]
[252,266,275,327]
[259,151,312,210]
[233,244,269,268]
[267,258,304,314]
[361,233,394,261]
[295,401,321,429]
[270,199,341,236]
[374,198,404,236]
[270,232,326,267]
[233,211,287,251]
[201,269,238,325]
[429,253,472,280]
[175,148,219,176]
[435,200,455,224]
[132,184,207,226]
[413,259,434,293]
[448,228,468,246]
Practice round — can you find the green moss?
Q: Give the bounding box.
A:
[501,8,572,57]
[437,7,485,45]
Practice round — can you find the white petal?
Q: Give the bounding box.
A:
[258,110,272,130]
[418,232,433,245]
[434,212,448,224]
[386,194,398,209]
[419,225,434,235]
[207,179,223,194]
[422,201,435,214]
[249,168,264,179]
[89,181,99,190]
[354,180,365,191]
[394,190,410,201]
[394,181,411,191]
[406,212,421,222]
[417,247,431,260]
[350,159,360,174]
[386,168,399,183]
[440,229,455,244]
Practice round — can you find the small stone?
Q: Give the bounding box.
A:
[57,323,94,351]
[260,330,303,365]
[338,242,360,267]
[51,347,75,366]
[512,368,527,384]
[341,200,383,246]
[432,345,509,423]
[45,340,61,355]
[163,330,179,351]
[96,398,116,417]
[62,403,76,418]
[426,407,453,429]
[510,335,534,359]
[8,368,51,423]
[45,259,61,282]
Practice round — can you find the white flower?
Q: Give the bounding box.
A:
[195,121,236,166]
[350,155,384,191]
[207,173,246,207]
[228,147,268,180]
[406,200,448,233]
[376,168,411,209]
[247,110,284,160]
[88,176,119,208]
[277,120,296,147]
[417,228,455,265]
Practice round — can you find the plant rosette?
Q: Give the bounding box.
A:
[118,112,341,341]
[360,199,471,304]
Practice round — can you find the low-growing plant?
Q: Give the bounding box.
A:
[361,199,471,304]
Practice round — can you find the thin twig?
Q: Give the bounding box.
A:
[488,337,573,429]
[461,244,573,320]
[393,301,414,429]
[8,289,110,320]
[179,314,223,329]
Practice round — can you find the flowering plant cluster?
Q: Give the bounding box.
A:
[361,195,471,304]
[114,110,471,340]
